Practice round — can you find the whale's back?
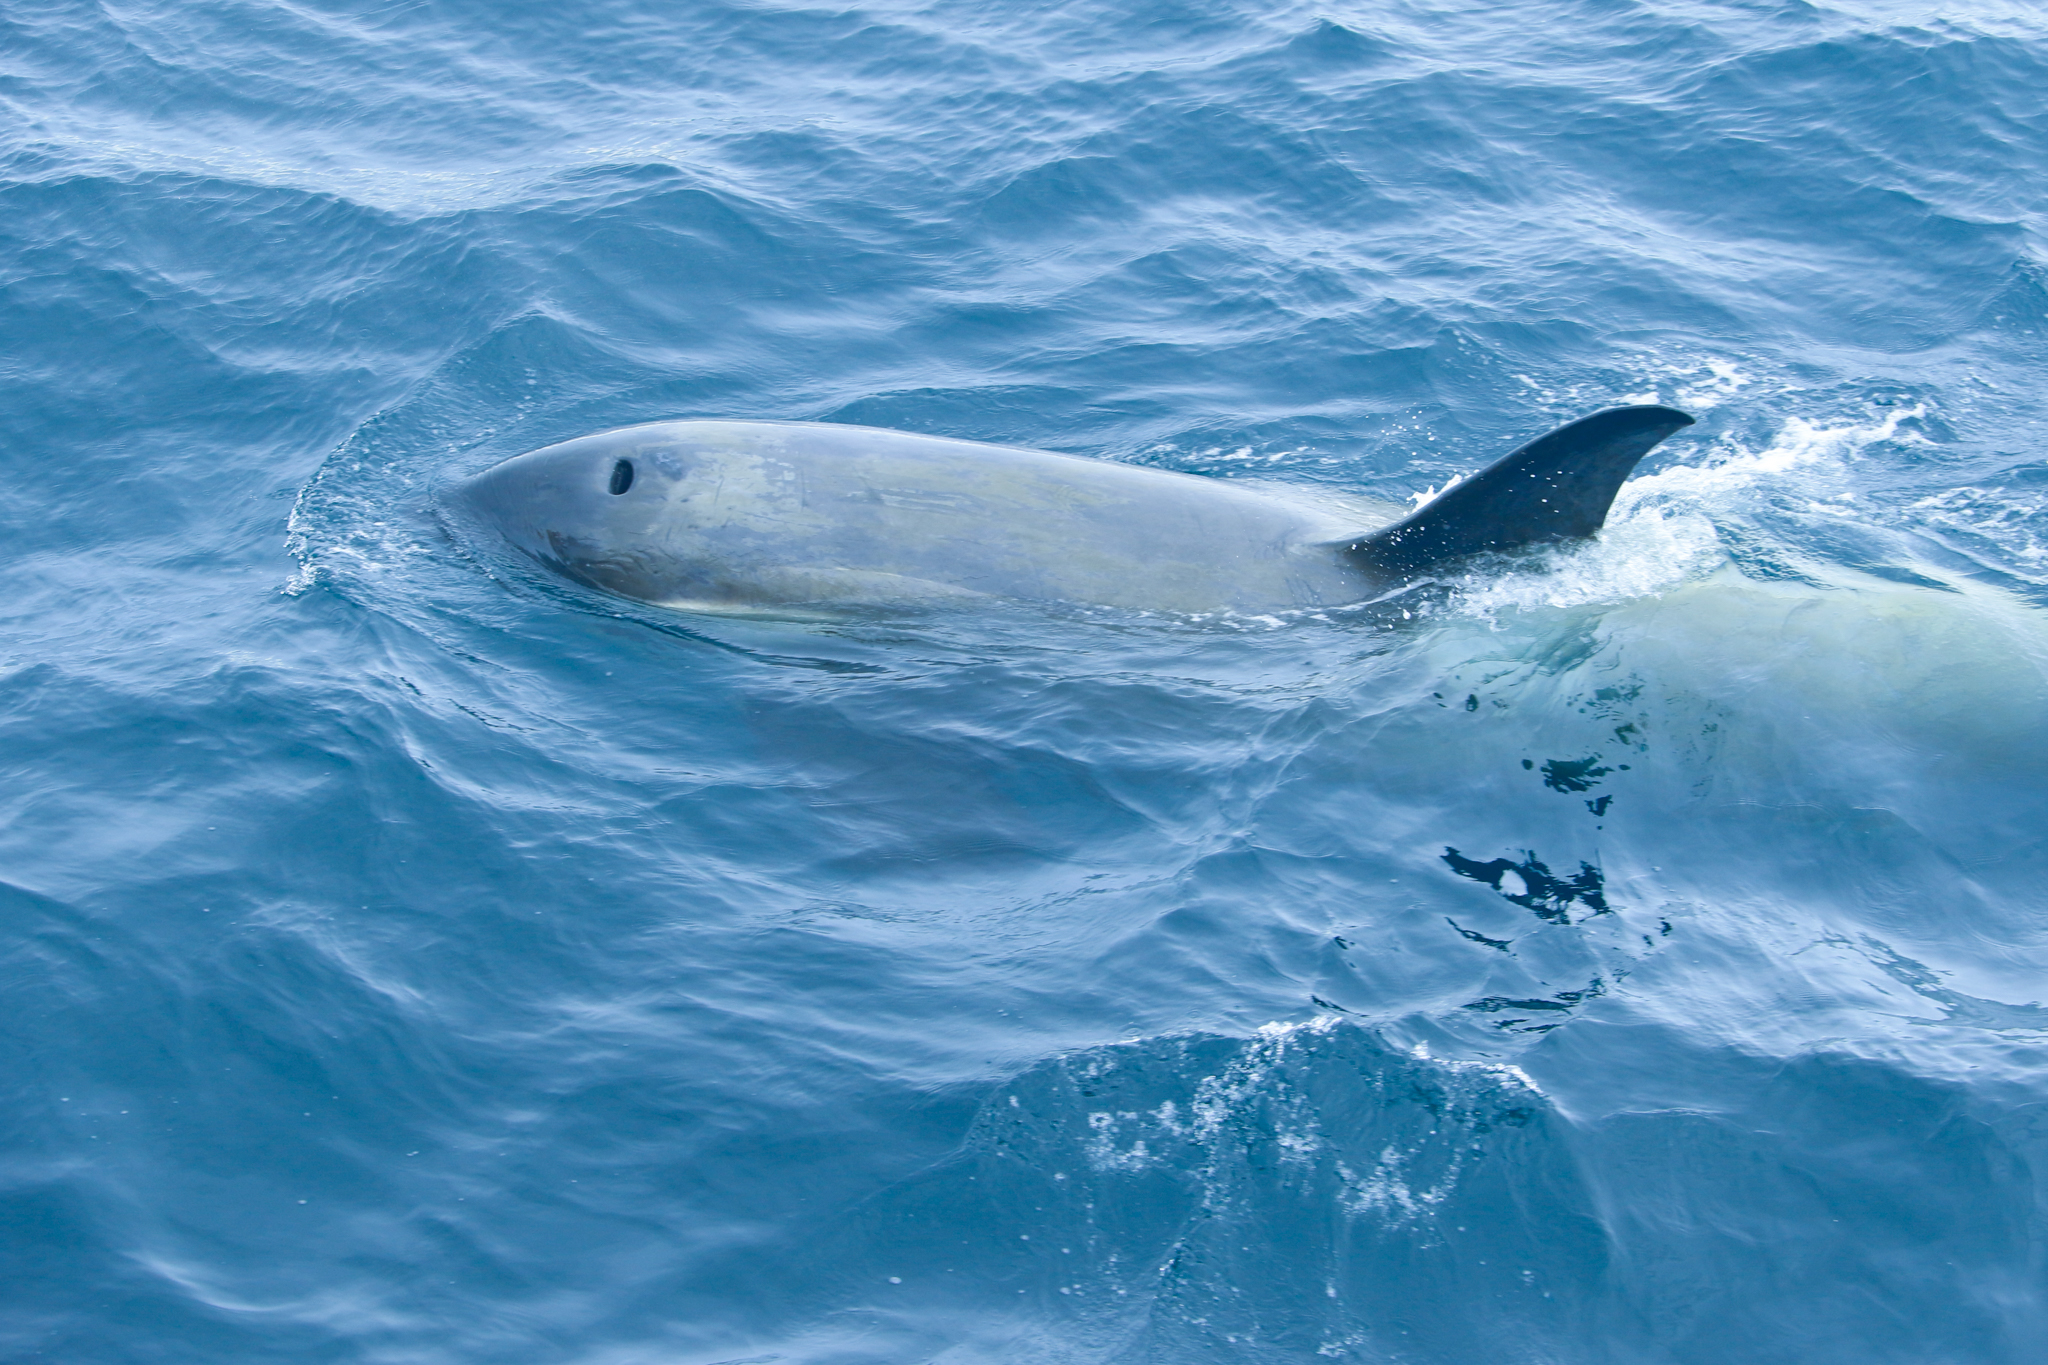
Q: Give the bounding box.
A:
[456,406,1695,616]
[458,420,1372,614]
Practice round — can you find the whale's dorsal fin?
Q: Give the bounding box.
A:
[1347,405,1695,581]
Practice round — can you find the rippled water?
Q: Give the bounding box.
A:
[6,1,2048,1361]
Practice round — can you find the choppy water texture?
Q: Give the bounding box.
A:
[6,1,2048,1361]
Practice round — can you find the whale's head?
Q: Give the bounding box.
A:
[451,425,694,602]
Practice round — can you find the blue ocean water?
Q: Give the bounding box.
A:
[5,0,2048,1359]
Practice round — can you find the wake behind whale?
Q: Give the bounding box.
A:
[452,406,1695,617]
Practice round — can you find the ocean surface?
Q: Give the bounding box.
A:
[5,1,2048,1361]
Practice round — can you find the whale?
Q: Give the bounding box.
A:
[452,405,1695,617]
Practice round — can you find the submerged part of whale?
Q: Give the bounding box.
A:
[452,405,1695,616]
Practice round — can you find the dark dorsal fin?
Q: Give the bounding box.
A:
[1347,405,1695,581]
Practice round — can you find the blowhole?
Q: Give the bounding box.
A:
[608,459,634,495]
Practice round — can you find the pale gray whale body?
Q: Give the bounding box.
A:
[454,406,1694,616]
